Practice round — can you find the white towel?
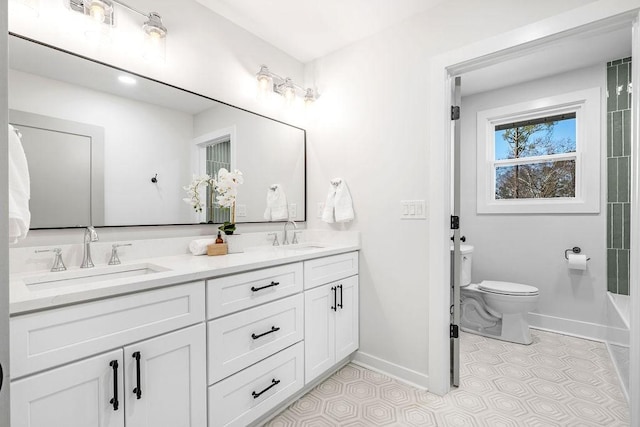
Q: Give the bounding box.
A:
[322,178,354,223]
[189,238,216,255]
[8,125,31,244]
[264,184,289,221]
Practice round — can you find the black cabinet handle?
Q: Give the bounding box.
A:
[251,281,279,292]
[0,362,3,392]
[252,378,280,399]
[109,360,119,411]
[338,284,343,309]
[331,286,337,311]
[252,326,280,340]
[132,351,142,400]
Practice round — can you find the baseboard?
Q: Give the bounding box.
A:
[528,312,628,344]
[351,351,430,390]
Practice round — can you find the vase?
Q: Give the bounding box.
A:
[225,233,244,253]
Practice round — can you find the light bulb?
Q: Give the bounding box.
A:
[85,0,112,24]
[283,78,296,103]
[304,88,316,106]
[90,3,105,22]
[142,12,167,61]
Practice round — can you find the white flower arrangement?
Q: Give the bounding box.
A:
[183,168,244,218]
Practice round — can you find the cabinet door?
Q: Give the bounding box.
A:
[335,276,359,361]
[304,283,336,384]
[11,349,124,427]
[124,324,206,427]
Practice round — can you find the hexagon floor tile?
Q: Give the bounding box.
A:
[265,330,629,426]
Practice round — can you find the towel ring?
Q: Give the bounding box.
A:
[564,247,590,261]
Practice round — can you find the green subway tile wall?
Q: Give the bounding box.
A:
[607,57,631,296]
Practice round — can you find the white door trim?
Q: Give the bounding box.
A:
[427,0,640,404]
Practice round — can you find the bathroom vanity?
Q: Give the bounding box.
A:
[8,242,359,427]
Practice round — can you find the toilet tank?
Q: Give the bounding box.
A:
[450,244,474,286]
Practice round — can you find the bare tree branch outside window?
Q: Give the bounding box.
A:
[494,116,576,200]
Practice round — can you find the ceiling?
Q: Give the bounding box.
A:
[194,0,446,63]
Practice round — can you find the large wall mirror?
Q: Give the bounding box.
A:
[8,34,306,228]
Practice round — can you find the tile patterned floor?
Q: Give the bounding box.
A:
[265,330,630,426]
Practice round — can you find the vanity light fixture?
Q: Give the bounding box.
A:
[68,0,167,59]
[256,65,318,104]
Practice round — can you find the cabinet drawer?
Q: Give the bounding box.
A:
[208,294,303,384]
[208,342,304,427]
[207,263,303,319]
[11,282,205,378]
[303,252,358,290]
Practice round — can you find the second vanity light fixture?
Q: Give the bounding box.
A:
[256,65,318,105]
[68,0,167,58]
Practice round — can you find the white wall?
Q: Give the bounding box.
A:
[194,104,306,222]
[460,65,609,335]
[8,0,307,244]
[304,0,598,386]
[9,69,194,226]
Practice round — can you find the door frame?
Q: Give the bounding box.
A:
[1,1,10,424]
[426,5,640,421]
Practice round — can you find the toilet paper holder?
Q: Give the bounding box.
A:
[564,247,591,261]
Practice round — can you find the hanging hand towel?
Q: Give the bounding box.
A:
[322,178,354,223]
[334,179,354,222]
[322,183,337,223]
[8,125,31,244]
[264,184,289,221]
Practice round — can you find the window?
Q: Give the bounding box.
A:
[476,88,601,214]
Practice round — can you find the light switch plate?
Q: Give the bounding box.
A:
[317,202,325,218]
[401,200,426,220]
[236,204,247,217]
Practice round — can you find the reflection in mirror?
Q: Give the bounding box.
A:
[8,34,306,228]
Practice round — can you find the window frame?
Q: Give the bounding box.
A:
[476,88,601,214]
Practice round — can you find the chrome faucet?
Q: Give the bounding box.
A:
[35,248,67,272]
[283,220,297,245]
[81,226,99,268]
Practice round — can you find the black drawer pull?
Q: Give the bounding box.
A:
[251,281,280,292]
[132,351,142,400]
[338,284,343,309]
[109,360,119,411]
[252,326,280,340]
[331,286,337,311]
[252,378,280,399]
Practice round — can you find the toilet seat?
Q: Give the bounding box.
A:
[478,280,538,296]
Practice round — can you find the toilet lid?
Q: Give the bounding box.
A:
[478,280,539,296]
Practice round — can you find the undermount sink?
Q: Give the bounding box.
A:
[24,263,171,291]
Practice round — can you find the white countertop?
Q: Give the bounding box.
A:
[10,242,359,315]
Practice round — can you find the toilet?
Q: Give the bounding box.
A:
[455,245,539,345]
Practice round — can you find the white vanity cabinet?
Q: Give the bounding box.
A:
[304,253,359,384]
[11,349,125,427]
[206,263,305,427]
[10,282,207,427]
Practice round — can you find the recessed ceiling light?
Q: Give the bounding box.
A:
[118,75,137,85]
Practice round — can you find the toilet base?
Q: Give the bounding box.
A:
[461,312,532,345]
